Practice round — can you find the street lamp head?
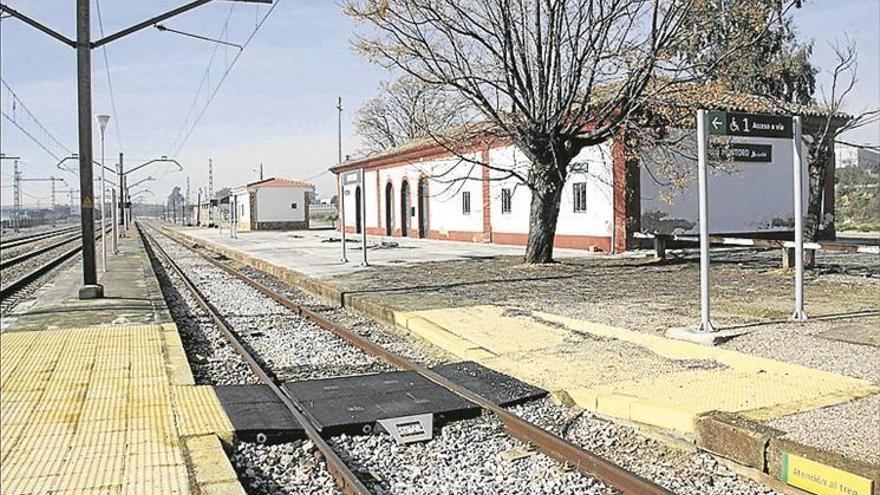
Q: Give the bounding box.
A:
[96,114,111,133]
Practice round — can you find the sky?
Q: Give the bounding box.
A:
[1,0,878,208]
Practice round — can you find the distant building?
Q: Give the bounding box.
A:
[331,86,845,250]
[836,144,879,171]
[231,177,314,231]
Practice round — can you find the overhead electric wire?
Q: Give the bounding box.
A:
[166,3,237,156]
[2,110,62,161]
[94,0,125,152]
[169,0,283,157]
[1,78,73,160]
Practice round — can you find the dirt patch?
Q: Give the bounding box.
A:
[332,249,879,335]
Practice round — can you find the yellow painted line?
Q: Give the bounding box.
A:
[396,305,880,434]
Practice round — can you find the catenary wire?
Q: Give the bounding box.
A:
[94,0,125,153]
[170,0,284,157]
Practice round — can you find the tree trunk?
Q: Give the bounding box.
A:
[805,145,832,242]
[524,178,565,264]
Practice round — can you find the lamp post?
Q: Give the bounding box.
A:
[96,114,110,272]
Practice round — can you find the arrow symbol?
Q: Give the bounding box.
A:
[711,116,723,131]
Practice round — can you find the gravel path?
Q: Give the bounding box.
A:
[767,395,880,465]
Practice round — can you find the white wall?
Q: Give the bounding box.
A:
[488,143,615,237]
[639,132,809,235]
[255,187,309,222]
[232,190,250,229]
[342,153,483,235]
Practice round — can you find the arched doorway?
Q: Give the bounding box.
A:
[417,177,428,238]
[400,180,410,237]
[385,182,394,236]
[354,186,362,234]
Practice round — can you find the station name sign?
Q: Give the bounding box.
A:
[708,111,793,139]
[712,143,772,163]
[342,170,361,185]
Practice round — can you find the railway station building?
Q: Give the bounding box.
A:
[331,87,842,253]
[230,177,314,231]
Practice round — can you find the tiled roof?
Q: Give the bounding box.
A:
[332,83,848,171]
[246,177,314,189]
[644,81,849,120]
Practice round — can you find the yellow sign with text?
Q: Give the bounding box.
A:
[781,452,873,495]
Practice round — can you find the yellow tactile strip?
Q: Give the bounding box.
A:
[0,324,241,495]
[395,305,880,434]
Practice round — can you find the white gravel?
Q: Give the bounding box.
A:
[512,399,780,495]
[231,440,341,495]
[330,414,611,495]
[767,395,880,465]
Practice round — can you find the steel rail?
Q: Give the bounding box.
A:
[147,223,673,495]
[1,233,82,270]
[0,226,80,250]
[138,225,372,495]
[0,227,110,302]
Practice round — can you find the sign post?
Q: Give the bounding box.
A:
[360,167,368,266]
[696,109,715,333]
[792,117,807,321]
[696,109,803,333]
[341,171,361,263]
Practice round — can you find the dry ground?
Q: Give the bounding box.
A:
[333,248,878,335]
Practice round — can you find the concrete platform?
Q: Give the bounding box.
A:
[2,235,170,332]
[0,233,243,495]
[168,225,602,279]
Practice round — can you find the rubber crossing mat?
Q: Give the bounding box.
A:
[215,361,546,440]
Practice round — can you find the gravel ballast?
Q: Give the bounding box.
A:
[157,225,794,495]
[147,227,613,494]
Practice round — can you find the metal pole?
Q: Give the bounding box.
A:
[99,125,107,272]
[51,177,56,210]
[361,167,368,266]
[208,158,214,227]
[231,195,237,238]
[111,188,118,253]
[792,116,807,321]
[186,176,191,226]
[338,97,347,262]
[13,160,20,232]
[696,109,714,333]
[118,152,125,237]
[76,0,102,298]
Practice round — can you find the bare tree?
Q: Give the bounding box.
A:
[356,76,470,154]
[802,40,879,240]
[346,0,788,263]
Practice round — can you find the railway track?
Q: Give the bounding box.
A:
[0,225,80,251]
[0,227,109,312]
[139,222,670,495]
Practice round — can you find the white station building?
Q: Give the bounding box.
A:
[332,90,841,252]
[230,177,314,231]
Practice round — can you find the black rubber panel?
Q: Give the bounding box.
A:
[216,361,546,439]
[431,361,547,406]
[214,384,302,443]
[283,371,479,435]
